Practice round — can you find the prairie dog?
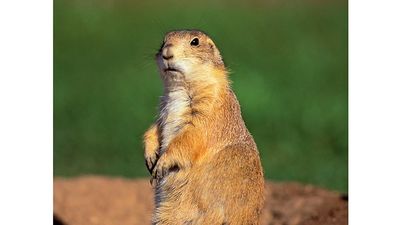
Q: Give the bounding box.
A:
[143,30,265,225]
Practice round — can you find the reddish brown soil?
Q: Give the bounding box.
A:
[54,176,347,225]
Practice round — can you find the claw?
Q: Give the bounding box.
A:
[150,177,157,187]
[151,158,180,180]
[152,161,164,179]
[145,152,160,174]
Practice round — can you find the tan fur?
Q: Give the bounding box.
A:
[143,30,265,225]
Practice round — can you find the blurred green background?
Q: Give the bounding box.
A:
[54,0,348,192]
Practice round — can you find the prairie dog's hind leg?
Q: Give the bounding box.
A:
[196,145,265,225]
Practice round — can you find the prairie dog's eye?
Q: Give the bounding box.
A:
[190,38,199,46]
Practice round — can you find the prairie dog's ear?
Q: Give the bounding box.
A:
[207,38,224,66]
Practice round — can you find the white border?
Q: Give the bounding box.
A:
[0,0,53,224]
[350,0,400,224]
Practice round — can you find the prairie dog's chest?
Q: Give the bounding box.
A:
[158,89,191,152]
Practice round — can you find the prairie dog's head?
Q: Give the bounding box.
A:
[156,30,225,83]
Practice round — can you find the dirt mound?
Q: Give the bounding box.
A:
[54,176,347,225]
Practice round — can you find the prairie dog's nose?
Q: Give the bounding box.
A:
[162,44,174,60]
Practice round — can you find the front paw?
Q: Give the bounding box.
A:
[152,154,180,180]
[145,151,158,174]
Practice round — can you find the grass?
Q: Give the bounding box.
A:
[54,0,348,192]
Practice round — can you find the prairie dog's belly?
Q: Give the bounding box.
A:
[154,155,223,209]
[154,165,191,207]
[158,88,190,153]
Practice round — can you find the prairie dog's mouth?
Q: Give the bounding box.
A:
[164,65,181,73]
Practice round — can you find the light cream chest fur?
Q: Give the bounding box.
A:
[158,88,191,153]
